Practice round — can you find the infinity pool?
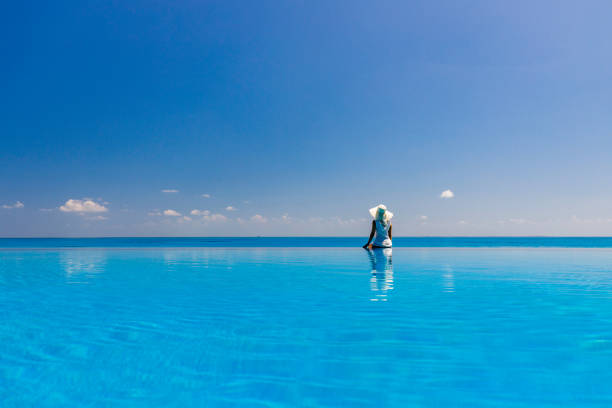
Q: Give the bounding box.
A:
[2,247,612,407]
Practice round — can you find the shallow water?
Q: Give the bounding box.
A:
[2,246,612,407]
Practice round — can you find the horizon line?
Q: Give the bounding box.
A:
[3,236,612,239]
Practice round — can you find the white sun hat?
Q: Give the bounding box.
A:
[369,204,393,223]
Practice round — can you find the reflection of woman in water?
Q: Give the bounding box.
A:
[363,204,393,249]
[366,247,393,301]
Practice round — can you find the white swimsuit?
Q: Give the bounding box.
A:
[372,220,392,247]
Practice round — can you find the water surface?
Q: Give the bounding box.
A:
[2,246,612,407]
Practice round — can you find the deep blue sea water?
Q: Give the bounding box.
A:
[2,238,612,407]
[4,236,612,248]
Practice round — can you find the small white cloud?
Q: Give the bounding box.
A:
[203,213,228,222]
[148,210,162,216]
[419,215,428,221]
[163,209,181,217]
[458,220,467,225]
[39,208,54,212]
[190,209,210,216]
[2,201,24,209]
[180,216,192,222]
[440,189,454,199]
[60,199,108,213]
[162,189,179,193]
[250,214,267,223]
[225,206,237,211]
[201,194,211,198]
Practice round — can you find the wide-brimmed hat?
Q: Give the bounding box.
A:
[369,204,393,223]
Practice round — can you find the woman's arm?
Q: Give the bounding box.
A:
[389,224,392,240]
[363,221,376,248]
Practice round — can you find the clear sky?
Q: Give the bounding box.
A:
[2,0,612,237]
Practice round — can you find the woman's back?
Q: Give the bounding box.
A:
[372,220,392,247]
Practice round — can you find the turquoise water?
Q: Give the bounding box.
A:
[2,240,612,406]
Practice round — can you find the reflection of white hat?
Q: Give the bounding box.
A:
[369,204,393,223]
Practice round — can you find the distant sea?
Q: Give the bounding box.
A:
[3,237,612,248]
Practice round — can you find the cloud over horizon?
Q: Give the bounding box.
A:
[163,209,181,216]
[2,201,24,209]
[162,189,179,193]
[250,214,267,223]
[190,209,210,216]
[60,199,108,213]
[203,213,227,222]
[440,190,454,199]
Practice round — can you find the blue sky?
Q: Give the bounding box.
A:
[2,0,612,237]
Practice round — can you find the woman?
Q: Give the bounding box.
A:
[362,204,393,248]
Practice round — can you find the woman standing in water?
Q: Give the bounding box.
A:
[362,204,393,248]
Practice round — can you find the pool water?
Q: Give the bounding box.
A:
[2,246,612,407]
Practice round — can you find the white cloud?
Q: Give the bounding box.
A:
[250,214,268,223]
[201,193,211,198]
[162,189,179,193]
[419,215,428,221]
[2,201,24,209]
[458,220,467,225]
[203,213,227,222]
[148,210,162,216]
[440,189,454,199]
[190,209,210,216]
[225,206,237,211]
[163,209,181,216]
[60,199,108,213]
